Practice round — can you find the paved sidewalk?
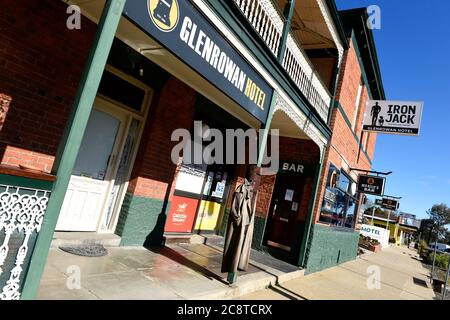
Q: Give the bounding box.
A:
[37,243,303,300]
[239,246,436,300]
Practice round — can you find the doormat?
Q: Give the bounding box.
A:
[59,244,108,257]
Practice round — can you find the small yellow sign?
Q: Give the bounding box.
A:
[194,200,222,231]
[148,0,180,32]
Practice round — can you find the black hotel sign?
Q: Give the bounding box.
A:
[381,198,399,211]
[123,0,273,124]
[357,175,385,196]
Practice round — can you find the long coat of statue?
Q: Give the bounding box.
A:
[222,179,255,273]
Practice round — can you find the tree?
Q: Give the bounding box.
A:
[425,203,450,242]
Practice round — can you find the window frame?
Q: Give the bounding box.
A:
[319,164,360,230]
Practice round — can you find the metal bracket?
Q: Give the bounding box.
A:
[349,168,392,176]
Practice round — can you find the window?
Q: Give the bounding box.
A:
[319,163,360,229]
[352,77,364,131]
[98,69,146,113]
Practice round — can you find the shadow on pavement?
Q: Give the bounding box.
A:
[271,284,309,300]
[145,246,230,285]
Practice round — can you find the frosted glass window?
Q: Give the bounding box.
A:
[72,109,120,180]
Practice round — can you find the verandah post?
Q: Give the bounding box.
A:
[20,0,127,300]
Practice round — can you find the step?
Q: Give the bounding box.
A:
[163,234,193,245]
[51,232,121,248]
[190,234,225,247]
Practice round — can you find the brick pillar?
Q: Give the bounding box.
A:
[115,76,197,246]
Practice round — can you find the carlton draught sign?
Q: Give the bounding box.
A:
[123,0,273,124]
[363,100,424,136]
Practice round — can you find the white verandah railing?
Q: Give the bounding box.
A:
[0,185,50,300]
[233,0,332,122]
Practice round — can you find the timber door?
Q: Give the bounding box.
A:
[265,173,304,251]
[55,100,127,232]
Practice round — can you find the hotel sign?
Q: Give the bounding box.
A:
[363,100,424,136]
[123,0,273,123]
[381,198,399,211]
[357,175,385,196]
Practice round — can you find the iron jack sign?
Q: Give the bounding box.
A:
[363,100,424,136]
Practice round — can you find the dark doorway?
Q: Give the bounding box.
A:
[264,172,305,253]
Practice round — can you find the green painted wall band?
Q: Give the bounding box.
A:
[0,174,53,191]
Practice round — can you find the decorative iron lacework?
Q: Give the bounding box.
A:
[274,93,327,157]
[0,185,50,300]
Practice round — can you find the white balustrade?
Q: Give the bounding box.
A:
[0,185,50,300]
[233,0,332,122]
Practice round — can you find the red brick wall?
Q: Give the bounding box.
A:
[0,0,95,172]
[127,76,197,200]
[312,39,377,224]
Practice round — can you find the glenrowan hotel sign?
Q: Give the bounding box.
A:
[123,0,273,124]
[363,100,424,136]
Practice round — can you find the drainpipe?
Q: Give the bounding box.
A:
[20,0,127,300]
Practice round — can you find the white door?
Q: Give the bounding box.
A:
[56,104,126,231]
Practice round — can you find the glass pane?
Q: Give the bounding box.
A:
[338,173,350,193]
[344,197,357,228]
[98,70,146,112]
[72,109,120,180]
[103,119,141,229]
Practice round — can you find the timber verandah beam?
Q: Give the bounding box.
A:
[20,0,127,299]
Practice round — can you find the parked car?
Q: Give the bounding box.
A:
[429,242,450,252]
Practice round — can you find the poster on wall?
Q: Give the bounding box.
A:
[174,162,207,195]
[363,100,424,136]
[165,196,199,233]
[194,200,222,231]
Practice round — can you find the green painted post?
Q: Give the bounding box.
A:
[298,151,326,267]
[277,0,296,63]
[20,0,127,300]
[257,92,278,167]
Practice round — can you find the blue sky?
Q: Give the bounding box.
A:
[336,0,450,219]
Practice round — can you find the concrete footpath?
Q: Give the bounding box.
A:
[37,241,304,300]
[239,246,436,300]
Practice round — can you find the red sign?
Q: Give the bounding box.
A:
[164,196,199,233]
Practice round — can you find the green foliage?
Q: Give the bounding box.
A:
[426,203,450,240]
[418,239,431,260]
[428,253,449,270]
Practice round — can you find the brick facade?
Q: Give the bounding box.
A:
[0,0,95,173]
[312,38,377,225]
